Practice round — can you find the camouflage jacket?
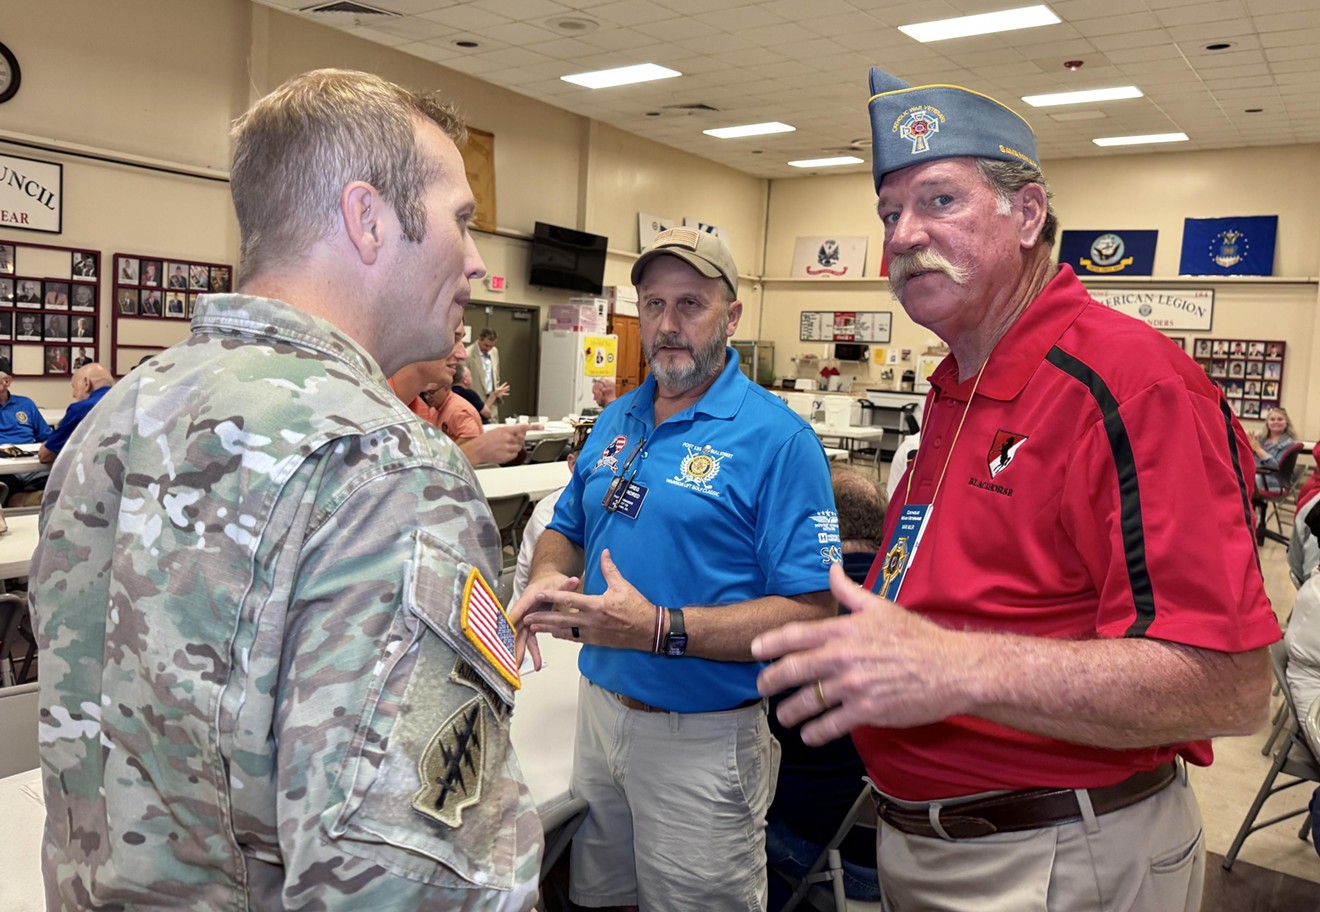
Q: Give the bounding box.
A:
[31,294,541,910]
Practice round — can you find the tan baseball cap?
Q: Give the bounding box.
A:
[631,227,739,296]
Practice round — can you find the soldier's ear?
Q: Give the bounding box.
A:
[342,182,384,266]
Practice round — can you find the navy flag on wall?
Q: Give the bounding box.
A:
[1179,215,1278,276]
[1059,230,1157,276]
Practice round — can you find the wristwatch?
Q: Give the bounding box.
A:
[663,608,687,657]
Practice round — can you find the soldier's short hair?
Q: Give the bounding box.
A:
[230,68,467,284]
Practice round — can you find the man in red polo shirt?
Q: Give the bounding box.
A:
[754,68,1279,911]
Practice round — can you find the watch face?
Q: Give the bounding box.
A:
[665,634,687,657]
[0,42,20,104]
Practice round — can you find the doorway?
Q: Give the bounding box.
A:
[467,302,540,419]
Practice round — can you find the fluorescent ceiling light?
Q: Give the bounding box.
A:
[899,5,1060,43]
[1022,86,1143,107]
[1092,132,1189,147]
[704,122,796,139]
[788,156,863,168]
[561,63,680,89]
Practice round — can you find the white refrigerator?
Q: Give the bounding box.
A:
[537,329,617,419]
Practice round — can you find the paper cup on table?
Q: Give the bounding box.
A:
[517,415,529,424]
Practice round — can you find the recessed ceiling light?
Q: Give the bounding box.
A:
[562,63,681,89]
[703,122,796,139]
[898,4,1061,43]
[1092,132,1189,147]
[547,17,598,33]
[1022,86,1142,107]
[788,156,864,168]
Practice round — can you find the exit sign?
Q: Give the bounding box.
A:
[485,275,506,292]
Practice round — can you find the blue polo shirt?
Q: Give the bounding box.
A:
[44,386,110,456]
[0,392,52,444]
[549,348,838,712]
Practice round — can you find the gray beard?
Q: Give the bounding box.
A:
[646,330,727,392]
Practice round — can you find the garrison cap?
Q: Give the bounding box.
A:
[866,67,1040,191]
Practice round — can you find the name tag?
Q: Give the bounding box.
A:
[874,504,931,602]
[614,481,648,519]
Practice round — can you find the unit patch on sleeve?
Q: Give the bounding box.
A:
[411,698,486,828]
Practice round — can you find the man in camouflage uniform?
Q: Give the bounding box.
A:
[30,69,542,910]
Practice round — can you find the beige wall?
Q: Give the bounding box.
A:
[0,0,767,405]
[762,144,1320,436]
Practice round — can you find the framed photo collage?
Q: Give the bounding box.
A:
[1191,338,1286,419]
[113,255,230,320]
[0,240,100,376]
[112,253,232,374]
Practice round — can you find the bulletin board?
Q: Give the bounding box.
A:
[0,238,101,376]
[111,252,232,376]
[1190,337,1286,419]
[800,311,892,343]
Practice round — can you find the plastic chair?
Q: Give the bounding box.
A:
[487,493,531,570]
[0,592,33,687]
[774,785,879,912]
[0,681,38,778]
[1222,641,1320,868]
[1255,442,1307,545]
[535,796,587,912]
[526,437,568,464]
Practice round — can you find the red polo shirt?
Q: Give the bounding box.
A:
[858,265,1279,799]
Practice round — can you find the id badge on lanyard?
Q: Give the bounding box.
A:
[873,503,932,601]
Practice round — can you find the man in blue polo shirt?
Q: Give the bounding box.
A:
[0,356,53,499]
[512,228,838,911]
[38,363,113,465]
[0,357,51,445]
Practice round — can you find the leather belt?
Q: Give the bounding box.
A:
[872,761,1178,840]
[613,692,761,714]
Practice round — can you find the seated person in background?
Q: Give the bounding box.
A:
[1288,452,1320,588]
[38,363,113,464]
[1285,572,1320,723]
[453,362,502,423]
[766,464,886,907]
[0,356,53,497]
[0,357,52,446]
[510,435,585,601]
[391,329,534,467]
[886,431,919,502]
[1250,406,1297,492]
[591,376,617,408]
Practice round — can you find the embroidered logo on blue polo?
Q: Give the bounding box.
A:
[891,105,945,154]
[667,442,730,496]
[15,411,28,425]
[593,434,629,473]
[987,429,1028,478]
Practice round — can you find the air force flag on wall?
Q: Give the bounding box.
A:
[1059,230,1157,275]
[1179,215,1278,276]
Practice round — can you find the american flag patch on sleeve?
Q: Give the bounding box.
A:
[460,567,521,690]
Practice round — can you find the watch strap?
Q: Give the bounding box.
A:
[663,608,686,657]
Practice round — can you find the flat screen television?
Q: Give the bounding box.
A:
[529,222,608,295]
[834,342,866,361]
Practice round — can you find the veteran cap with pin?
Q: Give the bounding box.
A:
[866,67,1040,191]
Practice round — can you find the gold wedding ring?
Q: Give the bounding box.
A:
[813,679,829,710]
